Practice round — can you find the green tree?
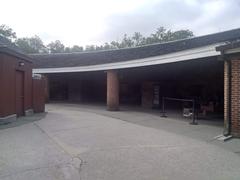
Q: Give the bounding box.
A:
[150,27,167,43]
[1,24,194,53]
[95,45,104,51]
[85,45,96,51]
[120,34,134,48]
[106,27,194,50]
[149,27,194,44]
[16,35,47,54]
[110,41,121,49]
[71,45,83,52]
[103,43,113,50]
[132,32,144,46]
[64,47,71,53]
[170,30,194,41]
[0,24,17,48]
[47,40,65,53]
[0,24,16,42]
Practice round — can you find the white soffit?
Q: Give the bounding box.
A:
[33,43,223,74]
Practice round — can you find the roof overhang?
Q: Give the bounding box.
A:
[225,47,240,54]
[216,41,240,55]
[0,46,32,62]
[33,43,223,74]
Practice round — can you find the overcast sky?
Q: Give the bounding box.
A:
[0,0,240,46]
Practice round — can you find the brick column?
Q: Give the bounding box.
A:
[224,61,230,134]
[107,70,119,111]
[230,60,240,137]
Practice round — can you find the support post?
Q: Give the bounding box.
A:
[224,60,231,135]
[107,70,119,111]
[190,100,198,125]
[161,97,167,117]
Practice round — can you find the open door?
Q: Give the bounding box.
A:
[16,71,24,116]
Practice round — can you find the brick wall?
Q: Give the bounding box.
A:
[230,60,240,137]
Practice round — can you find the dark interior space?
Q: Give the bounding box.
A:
[119,57,224,119]
[47,57,224,120]
[48,71,107,104]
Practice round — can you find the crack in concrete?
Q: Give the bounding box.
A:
[33,122,87,180]
[82,144,204,153]
[50,125,99,133]
[70,156,86,180]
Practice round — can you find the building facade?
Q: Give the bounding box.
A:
[32,28,240,137]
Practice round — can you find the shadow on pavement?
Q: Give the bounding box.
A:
[0,112,47,130]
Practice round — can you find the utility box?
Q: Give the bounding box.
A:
[32,74,45,113]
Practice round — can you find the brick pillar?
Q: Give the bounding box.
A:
[230,60,240,137]
[224,61,230,134]
[107,70,119,111]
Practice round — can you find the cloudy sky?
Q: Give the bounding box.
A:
[0,0,240,46]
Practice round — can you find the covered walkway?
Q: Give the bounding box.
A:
[32,28,240,137]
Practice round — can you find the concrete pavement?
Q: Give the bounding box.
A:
[0,103,240,180]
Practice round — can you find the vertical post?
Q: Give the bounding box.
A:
[161,97,167,117]
[190,100,198,125]
[107,70,119,111]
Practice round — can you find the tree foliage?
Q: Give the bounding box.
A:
[85,27,194,51]
[85,45,96,52]
[15,36,47,54]
[0,24,194,54]
[0,25,16,42]
[0,25,17,47]
[47,40,65,53]
[71,45,83,52]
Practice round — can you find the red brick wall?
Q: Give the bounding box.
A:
[230,60,240,137]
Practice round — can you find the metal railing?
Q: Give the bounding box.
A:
[161,97,198,125]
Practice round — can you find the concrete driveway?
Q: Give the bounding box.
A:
[0,103,240,180]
